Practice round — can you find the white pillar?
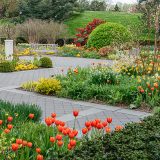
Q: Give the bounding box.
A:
[5,40,13,59]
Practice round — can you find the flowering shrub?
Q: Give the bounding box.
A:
[22,78,61,95]
[15,48,31,56]
[89,67,121,85]
[74,19,105,47]
[15,63,38,71]
[35,78,61,95]
[98,46,115,57]
[0,56,51,72]
[114,51,160,76]
[136,74,160,107]
[58,44,100,59]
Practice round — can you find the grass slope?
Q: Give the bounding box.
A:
[65,11,141,37]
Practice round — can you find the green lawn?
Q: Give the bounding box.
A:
[65,11,142,37]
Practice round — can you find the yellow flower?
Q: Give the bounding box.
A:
[76,54,80,57]
[147,67,152,71]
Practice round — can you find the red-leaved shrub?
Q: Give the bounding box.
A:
[74,19,105,47]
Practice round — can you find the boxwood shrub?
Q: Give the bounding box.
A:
[0,61,15,72]
[39,57,53,68]
[87,22,132,49]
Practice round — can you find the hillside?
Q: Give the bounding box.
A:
[65,11,142,37]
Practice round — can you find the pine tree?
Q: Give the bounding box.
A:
[18,0,77,21]
[114,4,120,12]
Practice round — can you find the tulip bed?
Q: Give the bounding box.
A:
[0,100,160,160]
[0,100,123,160]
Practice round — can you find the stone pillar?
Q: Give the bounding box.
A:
[5,40,13,59]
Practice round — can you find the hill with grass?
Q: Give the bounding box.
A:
[65,11,142,36]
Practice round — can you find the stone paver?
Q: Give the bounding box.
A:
[0,56,151,131]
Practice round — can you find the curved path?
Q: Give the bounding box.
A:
[0,56,150,134]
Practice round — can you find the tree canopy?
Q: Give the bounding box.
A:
[0,0,78,22]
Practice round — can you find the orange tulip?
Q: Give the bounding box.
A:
[50,137,55,143]
[36,148,41,153]
[7,116,13,122]
[12,143,19,151]
[37,154,43,160]
[16,139,23,145]
[69,140,76,147]
[29,113,34,119]
[27,142,32,148]
[4,129,10,134]
[22,140,28,146]
[7,124,13,130]
[115,125,123,132]
[45,117,53,126]
[105,127,111,133]
[0,120,3,125]
[57,140,63,147]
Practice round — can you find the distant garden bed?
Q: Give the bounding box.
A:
[21,51,160,111]
[0,56,53,72]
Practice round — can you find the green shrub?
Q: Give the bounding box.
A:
[35,78,61,95]
[0,101,42,125]
[58,67,138,105]
[82,51,100,59]
[21,81,37,92]
[22,78,62,95]
[0,61,15,72]
[89,69,120,85]
[39,57,53,68]
[87,22,132,49]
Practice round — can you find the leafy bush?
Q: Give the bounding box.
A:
[58,45,82,57]
[83,51,100,59]
[39,57,53,68]
[22,78,62,95]
[21,81,38,92]
[64,112,160,160]
[35,78,61,95]
[87,22,132,49]
[74,19,105,46]
[0,61,15,72]
[0,101,42,125]
[98,46,115,57]
[89,68,120,85]
[57,67,138,105]
[58,45,100,59]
